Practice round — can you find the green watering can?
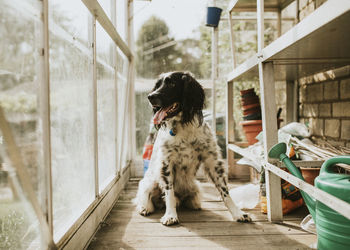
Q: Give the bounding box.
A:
[268,143,350,250]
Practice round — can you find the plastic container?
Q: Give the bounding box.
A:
[314,157,350,250]
[206,7,222,27]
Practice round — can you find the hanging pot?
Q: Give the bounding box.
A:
[206,7,222,27]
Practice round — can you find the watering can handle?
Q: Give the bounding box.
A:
[320,156,350,174]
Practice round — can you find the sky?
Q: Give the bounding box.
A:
[133,0,210,40]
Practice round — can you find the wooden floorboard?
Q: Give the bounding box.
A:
[87,179,316,249]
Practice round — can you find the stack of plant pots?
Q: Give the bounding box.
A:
[241,88,261,120]
[239,88,263,145]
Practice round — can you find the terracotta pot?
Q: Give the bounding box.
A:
[241,96,260,106]
[243,113,262,121]
[241,92,256,98]
[300,168,320,185]
[240,119,284,145]
[240,120,262,145]
[242,103,260,111]
[240,88,255,96]
[243,107,261,116]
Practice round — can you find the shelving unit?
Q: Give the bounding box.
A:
[226,0,350,222]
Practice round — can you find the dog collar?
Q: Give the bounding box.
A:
[169,129,176,136]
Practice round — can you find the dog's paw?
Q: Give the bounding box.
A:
[236,213,252,223]
[160,214,179,226]
[137,206,152,216]
[184,198,202,210]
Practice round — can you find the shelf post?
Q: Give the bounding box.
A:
[257,0,264,52]
[226,80,234,144]
[228,11,237,69]
[259,61,283,222]
[277,9,282,37]
[211,27,219,133]
[286,80,298,123]
[226,80,234,169]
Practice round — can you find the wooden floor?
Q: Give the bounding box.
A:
[87,179,316,250]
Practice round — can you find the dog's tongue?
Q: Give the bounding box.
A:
[153,105,173,124]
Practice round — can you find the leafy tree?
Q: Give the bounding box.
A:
[136,16,182,78]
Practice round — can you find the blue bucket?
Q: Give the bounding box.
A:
[206,7,222,27]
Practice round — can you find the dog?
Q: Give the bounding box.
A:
[134,71,251,226]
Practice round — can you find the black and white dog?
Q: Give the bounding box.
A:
[135,71,251,226]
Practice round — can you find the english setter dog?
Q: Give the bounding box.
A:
[135,71,251,226]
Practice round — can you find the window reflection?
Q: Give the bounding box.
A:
[0,0,44,248]
[49,0,95,241]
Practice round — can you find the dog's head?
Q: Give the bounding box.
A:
[148,71,205,127]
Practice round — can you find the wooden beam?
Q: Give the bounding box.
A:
[226,82,234,144]
[256,0,264,53]
[286,80,298,123]
[40,0,54,236]
[91,16,99,198]
[127,0,137,167]
[259,61,283,222]
[265,163,350,220]
[211,27,219,132]
[228,12,236,69]
[277,9,282,37]
[226,81,234,169]
[82,0,133,61]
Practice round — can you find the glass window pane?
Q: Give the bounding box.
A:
[0,163,44,249]
[49,0,95,241]
[98,0,112,20]
[96,23,117,191]
[116,0,127,41]
[0,0,44,248]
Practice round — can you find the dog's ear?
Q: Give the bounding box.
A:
[181,73,205,125]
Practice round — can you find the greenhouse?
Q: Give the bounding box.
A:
[0,0,349,249]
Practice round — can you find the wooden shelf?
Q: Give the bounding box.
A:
[226,0,350,222]
[228,0,295,12]
[227,0,350,82]
[228,143,323,169]
[226,55,259,82]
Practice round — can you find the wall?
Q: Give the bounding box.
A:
[299,66,350,147]
[296,0,350,147]
[299,0,327,20]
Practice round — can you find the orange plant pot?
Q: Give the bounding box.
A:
[240,119,283,145]
[240,120,262,145]
[300,168,320,185]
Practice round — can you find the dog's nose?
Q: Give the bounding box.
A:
[148,92,160,105]
[148,93,156,102]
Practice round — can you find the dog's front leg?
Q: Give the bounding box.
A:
[204,157,252,223]
[135,178,155,216]
[160,162,179,226]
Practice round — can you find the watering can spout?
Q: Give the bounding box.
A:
[268,143,316,219]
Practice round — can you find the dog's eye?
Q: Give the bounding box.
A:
[164,77,175,88]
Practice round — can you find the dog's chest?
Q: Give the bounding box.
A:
[162,136,207,174]
[154,122,215,175]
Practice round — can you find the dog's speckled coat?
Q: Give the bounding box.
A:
[134,72,251,225]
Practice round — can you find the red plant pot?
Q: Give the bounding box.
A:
[243,107,261,116]
[240,88,255,96]
[300,168,320,185]
[240,120,262,145]
[241,96,260,106]
[242,103,260,111]
[240,119,284,145]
